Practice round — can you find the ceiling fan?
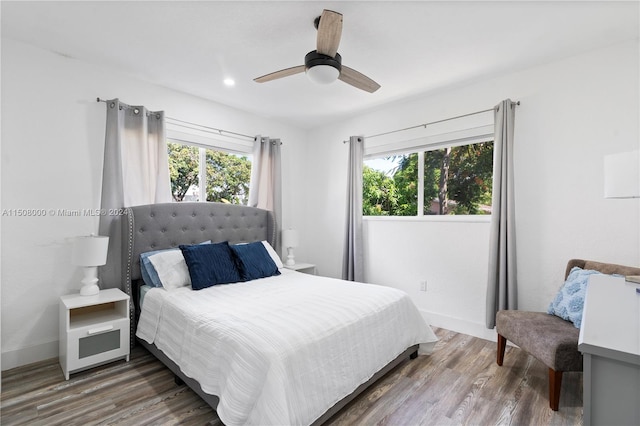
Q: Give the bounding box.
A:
[254,9,380,93]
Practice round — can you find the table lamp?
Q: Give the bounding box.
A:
[72,235,109,296]
[282,229,299,266]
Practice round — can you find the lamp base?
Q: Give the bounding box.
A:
[285,247,296,266]
[80,283,100,296]
[80,267,100,296]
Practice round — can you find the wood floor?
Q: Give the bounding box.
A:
[1,328,582,425]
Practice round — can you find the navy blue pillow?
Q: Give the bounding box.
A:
[179,241,243,290]
[231,241,281,281]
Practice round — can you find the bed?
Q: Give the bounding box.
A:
[122,202,438,425]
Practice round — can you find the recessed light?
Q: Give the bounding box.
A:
[223,78,235,87]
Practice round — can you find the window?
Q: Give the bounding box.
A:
[167,141,252,204]
[363,140,494,216]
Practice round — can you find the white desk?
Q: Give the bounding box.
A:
[578,274,640,426]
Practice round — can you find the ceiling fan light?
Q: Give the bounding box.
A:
[306,64,340,84]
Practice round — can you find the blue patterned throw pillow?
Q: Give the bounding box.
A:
[547,267,602,328]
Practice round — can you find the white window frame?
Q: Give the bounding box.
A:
[363,124,494,221]
[167,128,253,203]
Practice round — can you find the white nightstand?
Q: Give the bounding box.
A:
[59,288,130,380]
[284,262,316,275]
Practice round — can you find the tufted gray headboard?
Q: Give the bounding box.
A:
[122,202,276,347]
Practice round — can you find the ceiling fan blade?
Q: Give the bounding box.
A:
[254,65,306,83]
[339,66,381,93]
[316,9,343,57]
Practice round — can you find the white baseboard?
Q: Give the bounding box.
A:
[420,309,498,343]
[2,340,58,371]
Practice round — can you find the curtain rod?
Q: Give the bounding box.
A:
[350,101,520,142]
[165,117,254,141]
[96,97,255,140]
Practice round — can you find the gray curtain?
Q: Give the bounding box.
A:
[98,99,171,288]
[486,99,517,328]
[342,136,364,282]
[249,135,282,253]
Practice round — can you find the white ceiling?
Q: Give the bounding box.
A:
[2,1,638,129]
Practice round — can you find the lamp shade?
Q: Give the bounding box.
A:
[604,150,640,198]
[282,229,299,248]
[72,235,109,266]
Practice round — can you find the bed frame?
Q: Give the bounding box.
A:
[121,202,418,425]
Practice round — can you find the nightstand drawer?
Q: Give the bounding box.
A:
[66,317,129,370]
[79,326,121,358]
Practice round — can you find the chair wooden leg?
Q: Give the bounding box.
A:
[548,368,562,411]
[496,334,507,366]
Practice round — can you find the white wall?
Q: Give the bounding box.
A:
[301,40,640,340]
[2,36,639,370]
[0,39,307,369]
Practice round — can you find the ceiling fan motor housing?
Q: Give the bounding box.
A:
[305,50,342,73]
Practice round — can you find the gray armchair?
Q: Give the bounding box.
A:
[496,259,640,411]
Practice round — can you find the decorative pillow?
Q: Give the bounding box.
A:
[261,240,284,269]
[180,241,243,290]
[140,249,167,288]
[231,241,281,281]
[139,241,211,288]
[148,249,192,291]
[547,267,602,328]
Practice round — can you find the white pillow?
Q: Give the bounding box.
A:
[261,240,284,269]
[148,249,192,291]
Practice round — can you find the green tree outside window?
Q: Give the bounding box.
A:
[167,142,251,204]
[363,141,493,216]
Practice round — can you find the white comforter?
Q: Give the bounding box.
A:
[137,269,438,426]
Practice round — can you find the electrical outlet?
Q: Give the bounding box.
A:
[420,280,427,292]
